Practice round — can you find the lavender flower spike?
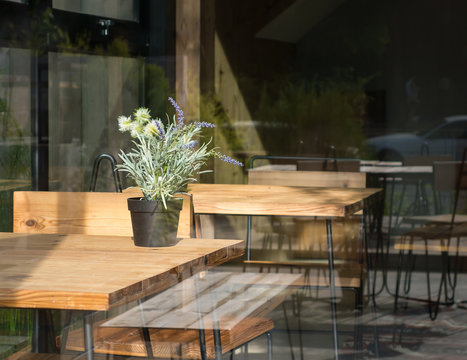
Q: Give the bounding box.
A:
[154,120,165,139]
[182,140,198,150]
[195,121,215,128]
[217,152,244,167]
[168,97,185,127]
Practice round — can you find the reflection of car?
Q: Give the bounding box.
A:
[367,115,467,161]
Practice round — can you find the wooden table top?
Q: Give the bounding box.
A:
[0,233,244,311]
[188,184,380,217]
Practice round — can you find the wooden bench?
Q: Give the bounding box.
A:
[61,271,302,359]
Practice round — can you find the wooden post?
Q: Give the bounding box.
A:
[175,0,201,122]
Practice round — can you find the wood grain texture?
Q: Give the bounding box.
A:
[13,191,136,236]
[188,183,380,217]
[0,233,244,310]
[248,170,366,188]
[7,354,123,360]
[177,194,194,238]
[13,191,193,239]
[63,317,273,358]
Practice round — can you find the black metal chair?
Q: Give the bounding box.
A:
[89,153,122,192]
[394,148,467,320]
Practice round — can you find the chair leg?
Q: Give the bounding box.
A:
[425,242,446,321]
[282,301,295,360]
[267,331,273,360]
[295,293,304,360]
[394,244,405,312]
[325,219,339,360]
[446,237,460,304]
[402,250,415,295]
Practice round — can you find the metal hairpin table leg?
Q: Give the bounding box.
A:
[83,311,95,360]
[326,219,339,360]
[32,309,58,353]
[194,273,208,360]
[246,215,252,260]
[142,327,154,358]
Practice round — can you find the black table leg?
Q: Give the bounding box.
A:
[326,219,339,360]
[246,215,252,260]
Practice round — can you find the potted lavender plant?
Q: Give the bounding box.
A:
[117,97,242,247]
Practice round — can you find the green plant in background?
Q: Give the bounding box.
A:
[145,64,170,114]
[200,94,244,154]
[199,94,246,183]
[117,98,243,207]
[0,95,31,180]
[256,73,369,157]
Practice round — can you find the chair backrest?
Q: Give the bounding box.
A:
[433,148,467,224]
[13,191,193,238]
[433,162,467,191]
[248,169,366,188]
[403,154,452,166]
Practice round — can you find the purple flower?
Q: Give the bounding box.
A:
[155,120,165,139]
[195,121,215,128]
[217,152,244,167]
[182,140,198,150]
[168,97,185,128]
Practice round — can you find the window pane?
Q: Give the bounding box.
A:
[52,0,140,22]
[0,47,31,231]
[48,52,144,191]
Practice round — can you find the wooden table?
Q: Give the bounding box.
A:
[188,183,381,359]
[188,184,379,218]
[0,232,244,359]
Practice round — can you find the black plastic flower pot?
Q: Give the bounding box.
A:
[127,197,182,247]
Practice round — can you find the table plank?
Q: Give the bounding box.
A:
[0,233,244,311]
[188,184,380,217]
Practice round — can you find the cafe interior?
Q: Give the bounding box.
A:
[1,0,467,359]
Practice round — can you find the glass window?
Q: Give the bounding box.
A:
[53,0,140,22]
[427,121,467,139]
[2,2,467,360]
